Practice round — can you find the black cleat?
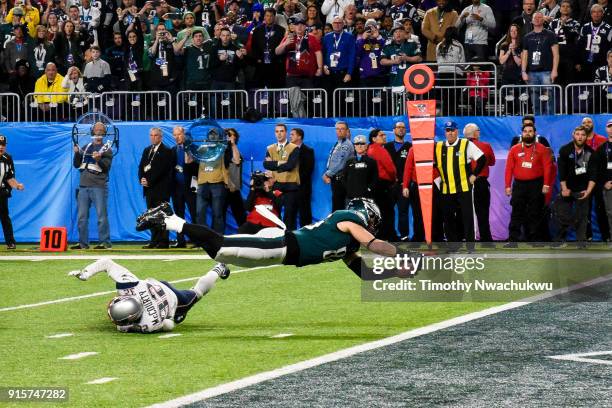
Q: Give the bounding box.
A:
[136,202,174,231]
[212,263,230,280]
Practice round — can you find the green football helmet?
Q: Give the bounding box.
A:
[346,198,382,235]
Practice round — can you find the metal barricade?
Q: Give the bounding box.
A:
[565,82,612,114]
[100,91,173,121]
[0,93,21,122]
[253,88,327,118]
[333,87,407,118]
[499,84,563,116]
[25,92,100,122]
[176,90,248,120]
[405,85,498,116]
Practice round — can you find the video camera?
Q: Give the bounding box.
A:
[251,171,270,192]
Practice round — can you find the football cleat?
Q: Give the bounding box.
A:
[135,202,174,231]
[212,263,230,280]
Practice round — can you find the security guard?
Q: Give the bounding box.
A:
[510,115,551,148]
[384,121,412,240]
[323,121,355,211]
[263,123,300,230]
[435,121,486,251]
[554,126,596,246]
[0,135,25,250]
[463,123,496,244]
[593,119,612,241]
[504,123,554,246]
[343,135,378,200]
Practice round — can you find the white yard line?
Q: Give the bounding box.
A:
[46,333,74,339]
[85,377,118,384]
[0,265,279,313]
[59,352,98,360]
[270,333,294,339]
[146,273,612,408]
[548,351,612,366]
[159,333,182,339]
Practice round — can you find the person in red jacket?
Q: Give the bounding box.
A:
[238,172,283,234]
[463,123,495,243]
[368,128,397,240]
[504,123,553,247]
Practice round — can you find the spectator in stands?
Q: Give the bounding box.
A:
[248,8,286,89]
[84,45,112,93]
[355,19,386,86]
[465,58,491,115]
[71,121,113,250]
[549,0,580,87]
[381,22,422,88]
[139,127,173,248]
[504,123,553,246]
[436,26,465,112]
[30,25,56,79]
[275,15,323,88]
[305,4,323,30]
[422,0,458,62]
[539,0,561,25]
[321,0,354,25]
[175,28,216,91]
[61,66,87,107]
[53,20,85,75]
[323,121,354,211]
[322,16,355,89]
[104,33,126,90]
[578,4,612,82]
[588,0,612,25]
[521,11,559,115]
[67,5,93,48]
[0,0,10,26]
[463,123,495,244]
[117,3,143,45]
[223,128,246,228]
[123,29,144,92]
[177,12,210,46]
[368,128,397,241]
[212,27,247,90]
[78,0,101,43]
[44,13,60,42]
[352,16,366,36]
[343,134,378,201]
[389,0,420,23]
[493,0,521,41]
[343,4,358,32]
[380,15,393,38]
[513,0,536,38]
[148,22,180,93]
[263,123,301,230]
[554,125,596,247]
[402,17,422,54]
[290,127,314,227]
[3,24,32,76]
[33,62,68,111]
[499,23,523,114]
[7,1,37,38]
[8,59,35,104]
[456,0,496,61]
[360,0,385,22]
[200,0,221,28]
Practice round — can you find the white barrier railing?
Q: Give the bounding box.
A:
[25,92,100,122]
[565,82,612,115]
[100,91,173,121]
[253,88,327,118]
[0,93,21,122]
[499,84,564,116]
[176,90,249,120]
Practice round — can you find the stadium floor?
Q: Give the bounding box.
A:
[191,281,612,408]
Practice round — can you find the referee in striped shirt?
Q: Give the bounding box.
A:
[435,121,487,251]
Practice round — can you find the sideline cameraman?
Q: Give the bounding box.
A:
[0,135,25,250]
[238,171,283,234]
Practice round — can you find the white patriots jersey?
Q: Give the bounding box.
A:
[117,279,178,333]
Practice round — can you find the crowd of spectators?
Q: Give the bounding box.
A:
[1,0,612,116]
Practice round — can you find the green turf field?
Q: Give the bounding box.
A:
[0,247,609,407]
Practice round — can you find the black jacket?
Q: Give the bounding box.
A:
[249,23,285,65]
[297,143,315,188]
[138,143,174,200]
[593,141,612,184]
[557,142,596,192]
[384,140,412,180]
[343,154,378,199]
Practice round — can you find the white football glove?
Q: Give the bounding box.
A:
[68,270,89,281]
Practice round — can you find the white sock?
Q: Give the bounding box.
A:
[165,214,186,233]
[191,271,218,298]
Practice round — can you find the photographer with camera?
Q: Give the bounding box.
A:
[355,19,386,87]
[148,22,179,92]
[0,135,25,250]
[238,171,283,234]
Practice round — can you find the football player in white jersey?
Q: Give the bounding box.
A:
[68,258,230,333]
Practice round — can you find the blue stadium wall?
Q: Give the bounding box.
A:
[0,114,609,243]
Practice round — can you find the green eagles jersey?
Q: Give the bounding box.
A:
[382,41,419,87]
[293,210,366,266]
[184,40,214,89]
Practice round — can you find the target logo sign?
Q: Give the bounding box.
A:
[403,65,435,95]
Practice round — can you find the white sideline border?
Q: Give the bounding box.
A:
[0,265,278,313]
[146,273,612,408]
[548,351,612,366]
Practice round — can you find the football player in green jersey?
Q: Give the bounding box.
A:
[136,198,415,279]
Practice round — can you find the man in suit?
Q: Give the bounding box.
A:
[290,127,315,227]
[138,127,174,249]
[170,126,198,248]
[384,121,412,241]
